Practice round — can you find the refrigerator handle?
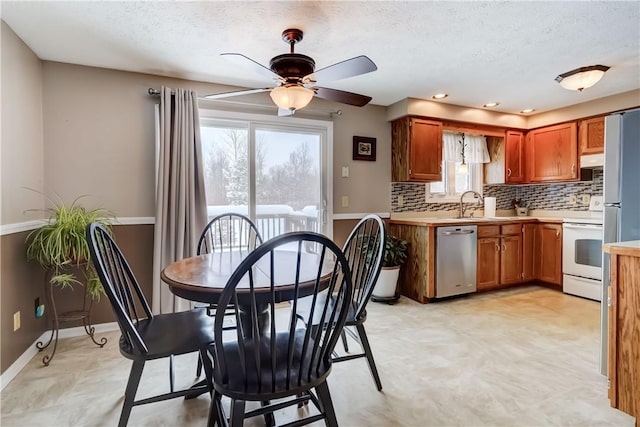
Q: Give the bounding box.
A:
[603,202,621,208]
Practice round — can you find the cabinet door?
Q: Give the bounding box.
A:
[505,130,526,183]
[409,118,443,181]
[528,122,578,182]
[500,234,522,284]
[522,223,536,281]
[535,223,562,285]
[579,116,605,155]
[477,237,500,290]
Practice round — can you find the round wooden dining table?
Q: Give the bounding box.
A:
[160,249,335,307]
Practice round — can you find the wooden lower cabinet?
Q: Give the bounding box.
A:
[477,236,501,290]
[534,223,563,285]
[476,224,524,291]
[390,223,435,302]
[392,219,564,303]
[604,245,640,427]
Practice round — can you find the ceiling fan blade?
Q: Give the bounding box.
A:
[304,55,377,84]
[312,87,372,107]
[221,53,283,82]
[203,88,272,100]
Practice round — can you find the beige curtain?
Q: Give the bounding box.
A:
[152,87,208,314]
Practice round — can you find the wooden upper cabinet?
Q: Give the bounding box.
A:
[391,117,443,182]
[579,116,605,155]
[527,122,578,182]
[504,130,526,183]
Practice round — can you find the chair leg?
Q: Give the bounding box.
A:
[196,356,203,378]
[356,324,383,391]
[199,349,214,394]
[315,380,338,427]
[229,399,246,427]
[341,329,349,353]
[208,390,225,427]
[119,360,145,427]
[261,401,275,427]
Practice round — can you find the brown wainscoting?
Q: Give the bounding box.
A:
[0,223,154,374]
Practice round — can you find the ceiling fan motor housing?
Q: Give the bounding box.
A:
[269,54,315,83]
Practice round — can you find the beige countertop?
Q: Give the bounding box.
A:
[389,216,564,226]
[602,240,640,257]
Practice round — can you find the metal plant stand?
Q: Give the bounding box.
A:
[36,270,107,366]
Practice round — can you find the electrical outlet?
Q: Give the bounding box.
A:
[397,195,404,207]
[569,195,577,205]
[580,194,591,204]
[13,311,21,332]
[341,196,349,207]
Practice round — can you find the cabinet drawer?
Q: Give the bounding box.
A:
[478,225,500,238]
[501,224,521,235]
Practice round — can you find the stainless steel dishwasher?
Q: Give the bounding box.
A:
[436,225,477,298]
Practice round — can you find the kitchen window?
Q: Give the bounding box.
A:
[426,132,489,202]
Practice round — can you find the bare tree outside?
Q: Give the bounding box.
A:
[200,124,322,237]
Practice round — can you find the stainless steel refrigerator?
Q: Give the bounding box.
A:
[600,109,640,375]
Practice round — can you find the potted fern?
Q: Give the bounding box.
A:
[372,235,408,301]
[25,195,113,300]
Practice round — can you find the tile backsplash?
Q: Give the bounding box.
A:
[391,169,603,213]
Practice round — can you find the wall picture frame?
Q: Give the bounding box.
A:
[353,136,376,161]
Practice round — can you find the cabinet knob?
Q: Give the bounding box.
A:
[502,243,507,251]
[571,163,576,177]
[507,168,512,177]
[556,230,560,238]
[495,243,500,252]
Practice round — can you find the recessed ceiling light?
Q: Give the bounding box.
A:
[432,93,448,100]
[520,108,535,114]
[483,102,500,108]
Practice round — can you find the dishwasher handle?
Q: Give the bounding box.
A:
[440,229,476,236]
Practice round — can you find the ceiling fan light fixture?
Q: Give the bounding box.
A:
[270,85,314,111]
[555,65,609,92]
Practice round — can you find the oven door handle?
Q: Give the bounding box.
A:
[563,224,603,231]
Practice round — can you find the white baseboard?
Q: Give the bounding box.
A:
[0,321,119,391]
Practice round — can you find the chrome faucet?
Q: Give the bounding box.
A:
[459,191,484,218]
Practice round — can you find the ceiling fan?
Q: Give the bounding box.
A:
[204,28,377,115]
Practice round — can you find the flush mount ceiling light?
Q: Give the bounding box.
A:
[483,102,500,108]
[520,108,535,114]
[555,65,610,92]
[432,93,448,100]
[270,85,315,111]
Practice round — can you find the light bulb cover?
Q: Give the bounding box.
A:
[270,85,314,111]
[457,162,469,175]
[555,65,609,92]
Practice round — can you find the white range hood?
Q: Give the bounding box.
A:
[580,153,604,168]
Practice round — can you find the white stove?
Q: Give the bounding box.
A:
[562,196,603,301]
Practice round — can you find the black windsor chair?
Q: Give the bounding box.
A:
[206,231,353,427]
[195,212,263,376]
[298,214,386,391]
[86,223,215,427]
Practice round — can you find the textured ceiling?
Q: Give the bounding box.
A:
[2,1,639,115]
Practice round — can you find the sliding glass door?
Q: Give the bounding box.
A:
[199,111,332,239]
